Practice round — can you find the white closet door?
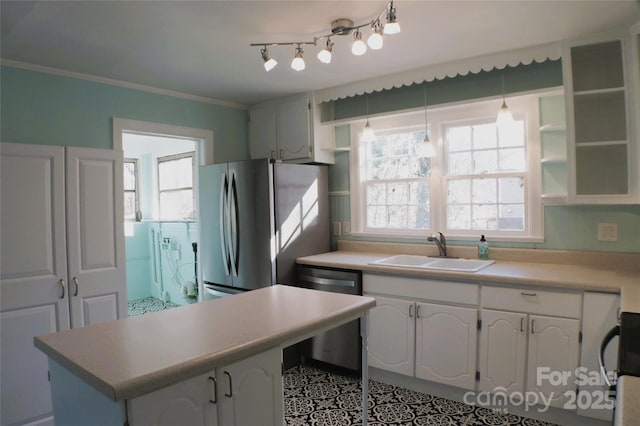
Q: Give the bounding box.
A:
[1,142,67,426]
[66,147,127,327]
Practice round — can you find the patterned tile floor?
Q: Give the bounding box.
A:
[127,297,180,317]
[283,365,557,426]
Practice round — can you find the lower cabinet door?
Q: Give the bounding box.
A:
[218,347,283,426]
[478,309,527,394]
[526,315,580,409]
[128,372,218,426]
[366,295,415,376]
[415,302,477,389]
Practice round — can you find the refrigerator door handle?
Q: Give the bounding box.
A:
[220,173,231,276]
[229,172,240,276]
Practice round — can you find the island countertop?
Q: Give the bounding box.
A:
[34,285,376,402]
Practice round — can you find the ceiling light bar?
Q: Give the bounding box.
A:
[250,0,401,72]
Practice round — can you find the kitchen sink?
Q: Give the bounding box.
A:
[370,254,495,272]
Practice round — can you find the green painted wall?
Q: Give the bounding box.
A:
[0,66,249,162]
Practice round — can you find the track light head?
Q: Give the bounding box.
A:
[351,29,367,56]
[367,21,384,50]
[291,45,306,71]
[317,38,334,64]
[383,1,401,35]
[261,47,278,72]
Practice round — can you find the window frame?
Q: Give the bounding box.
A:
[123,158,140,221]
[157,151,196,220]
[350,92,544,242]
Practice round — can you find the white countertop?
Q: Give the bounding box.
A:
[35,285,376,401]
[297,251,640,310]
[615,375,640,426]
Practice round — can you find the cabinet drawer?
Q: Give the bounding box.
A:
[363,273,478,305]
[482,286,581,318]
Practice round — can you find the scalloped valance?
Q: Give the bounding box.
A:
[314,42,562,103]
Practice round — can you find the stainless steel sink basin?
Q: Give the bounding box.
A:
[370,254,495,272]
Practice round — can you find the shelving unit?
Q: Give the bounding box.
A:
[539,94,567,203]
[565,36,633,201]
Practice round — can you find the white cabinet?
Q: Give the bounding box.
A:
[128,347,282,426]
[249,93,334,164]
[0,143,126,426]
[539,93,568,203]
[577,292,620,421]
[479,286,581,409]
[563,30,638,203]
[415,302,477,389]
[364,273,478,390]
[367,296,415,376]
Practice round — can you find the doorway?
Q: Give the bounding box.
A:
[113,118,213,316]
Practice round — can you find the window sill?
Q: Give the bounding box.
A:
[346,231,544,244]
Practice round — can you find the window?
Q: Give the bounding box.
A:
[352,93,543,241]
[158,152,195,220]
[444,120,526,232]
[123,159,139,221]
[362,129,432,231]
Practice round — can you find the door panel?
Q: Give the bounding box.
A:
[479,309,527,394]
[367,296,415,376]
[0,143,68,426]
[527,315,580,408]
[82,293,119,326]
[1,306,57,426]
[415,302,477,389]
[66,147,126,327]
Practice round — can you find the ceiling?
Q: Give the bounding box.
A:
[2,1,639,107]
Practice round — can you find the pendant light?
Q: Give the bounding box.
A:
[361,98,376,142]
[496,69,515,130]
[421,83,435,157]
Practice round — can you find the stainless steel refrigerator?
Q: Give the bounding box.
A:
[198,158,329,298]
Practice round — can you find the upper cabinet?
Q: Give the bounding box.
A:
[249,93,335,164]
[563,29,639,203]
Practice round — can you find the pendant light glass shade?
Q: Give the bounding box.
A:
[361,119,376,142]
[351,30,367,56]
[496,100,515,128]
[291,46,305,71]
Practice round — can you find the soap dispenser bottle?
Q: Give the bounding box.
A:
[478,235,489,260]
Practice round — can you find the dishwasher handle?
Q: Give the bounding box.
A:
[298,274,355,288]
[599,325,619,391]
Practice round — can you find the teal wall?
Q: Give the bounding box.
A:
[125,222,153,301]
[329,123,640,253]
[0,66,249,162]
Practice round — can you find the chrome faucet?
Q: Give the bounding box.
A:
[427,232,447,257]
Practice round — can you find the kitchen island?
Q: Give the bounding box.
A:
[34,285,376,426]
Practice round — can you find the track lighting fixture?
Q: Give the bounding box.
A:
[261,47,277,72]
[250,0,401,72]
[317,38,334,64]
[351,29,367,56]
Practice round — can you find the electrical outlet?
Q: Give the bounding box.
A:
[597,223,618,242]
[333,222,342,236]
[342,221,351,234]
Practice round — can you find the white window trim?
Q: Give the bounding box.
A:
[349,92,548,243]
[123,157,140,221]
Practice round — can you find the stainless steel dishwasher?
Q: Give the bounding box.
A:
[296,265,362,372]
